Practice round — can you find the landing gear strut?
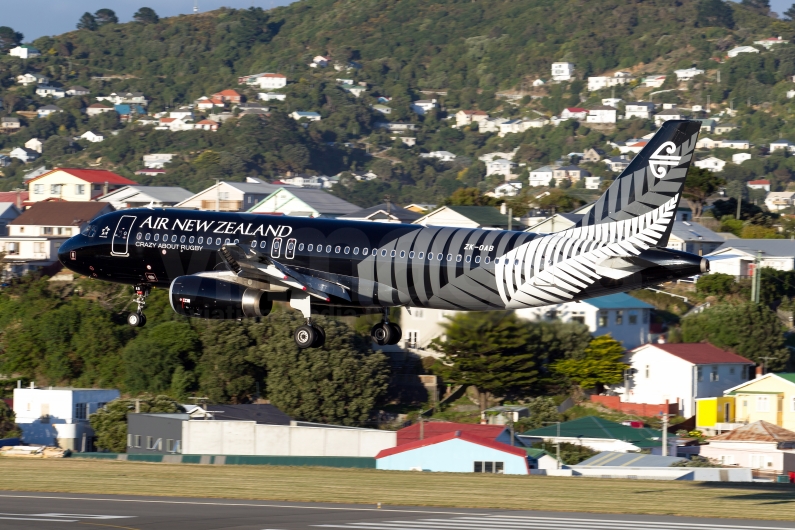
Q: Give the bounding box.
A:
[371,309,401,346]
[294,320,326,349]
[128,284,150,327]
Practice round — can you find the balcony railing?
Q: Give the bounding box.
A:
[200,200,242,211]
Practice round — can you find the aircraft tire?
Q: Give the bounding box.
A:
[295,325,318,349]
[127,312,143,327]
[370,323,394,346]
[387,323,402,345]
[312,325,326,348]
[139,314,147,327]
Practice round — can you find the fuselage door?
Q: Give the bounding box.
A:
[285,238,296,259]
[271,237,282,258]
[111,215,137,257]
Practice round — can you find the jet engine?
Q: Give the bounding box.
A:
[169,275,273,320]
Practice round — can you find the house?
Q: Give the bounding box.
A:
[414,205,511,230]
[576,452,686,468]
[156,117,194,132]
[561,107,588,120]
[24,138,43,154]
[258,92,287,102]
[96,92,148,106]
[715,123,738,134]
[372,104,392,115]
[667,221,724,255]
[696,137,721,149]
[79,131,104,143]
[455,110,489,126]
[586,106,617,124]
[622,101,654,120]
[9,45,41,59]
[338,203,422,224]
[516,293,653,350]
[490,182,523,198]
[0,201,114,278]
[37,105,63,118]
[278,174,333,189]
[747,179,770,191]
[0,191,29,210]
[700,421,795,473]
[754,36,789,49]
[479,150,518,163]
[654,108,685,125]
[478,117,510,133]
[175,181,282,212]
[0,203,21,235]
[604,156,630,172]
[290,111,321,122]
[12,386,120,450]
[35,85,66,99]
[720,373,795,431]
[27,168,137,202]
[520,417,666,454]
[0,155,11,168]
[529,165,557,187]
[9,147,40,163]
[485,158,517,178]
[340,84,366,97]
[552,165,590,184]
[195,119,219,131]
[411,99,438,115]
[419,151,457,162]
[195,96,225,110]
[619,343,754,418]
[310,55,330,68]
[212,89,242,104]
[733,153,752,165]
[582,148,605,162]
[96,186,193,209]
[85,103,115,117]
[248,187,360,218]
[397,421,521,446]
[674,68,705,81]
[694,156,726,172]
[374,122,417,133]
[16,73,48,86]
[707,239,795,276]
[721,140,750,149]
[244,73,287,89]
[642,75,667,88]
[584,176,602,190]
[727,46,759,58]
[66,86,90,96]
[1,117,21,130]
[765,192,795,212]
[376,431,530,474]
[532,78,545,86]
[551,62,575,82]
[697,118,717,133]
[587,73,634,92]
[143,154,176,169]
[770,139,795,153]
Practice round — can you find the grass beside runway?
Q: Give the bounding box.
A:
[1,458,794,520]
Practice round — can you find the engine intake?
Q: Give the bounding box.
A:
[169,275,273,320]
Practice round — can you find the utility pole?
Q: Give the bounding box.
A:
[215,178,220,212]
[508,207,512,231]
[661,403,671,457]
[759,356,774,375]
[556,421,561,468]
[750,251,763,303]
[419,414,424,440]
[736,192,742,220]
[706,94,710,113]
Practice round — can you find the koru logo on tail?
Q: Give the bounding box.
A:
[649,141,681,179]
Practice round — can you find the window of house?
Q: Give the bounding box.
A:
[146,436,153,449]
[615,310,623,325]
[166,439,176,453]
[643,310,649,324]
[34,184,43,194]
[697,367,703,382]
[413,309,424,319]
[134,435,141,448]
[128,434,133,447]
[598,311,608,327]
[710,366,719,382]
[791,396,795,412]
[629,314,638,325]
[757,396,770,412]
[74,403,87,420]
[729,367,735,375]
[571,316,585,324]
[473,461,504,474]
[42,227,53,235]
[75,184,85,195]
[35,242,45,253]
[50,184,62,195]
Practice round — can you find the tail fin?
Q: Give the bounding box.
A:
[576,120,701,244]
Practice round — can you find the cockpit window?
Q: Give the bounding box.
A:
[80,224,97,237]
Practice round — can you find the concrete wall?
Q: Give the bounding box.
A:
[376,438,528,474]
[127,414,186,455]
[571,466,753,481]
[181,421,396,457]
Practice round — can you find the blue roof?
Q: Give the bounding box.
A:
[584,293,653,310]
[115,104,145,114]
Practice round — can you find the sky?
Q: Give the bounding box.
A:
[4,0,795,42]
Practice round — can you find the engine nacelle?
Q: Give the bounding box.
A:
[169,275,273,320]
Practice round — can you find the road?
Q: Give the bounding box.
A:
[0,491,793,530]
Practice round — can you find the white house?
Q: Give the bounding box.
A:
[456,110,489,126]
[587,72,634,92]
[248,187,359,218]
[552,165,590,184]
[529,165,557,187]
[765,192,795,213]
[97,186,193,209]
[727,46,759,58]
[696,137,721,149]
[247,73,287,89]
[715,123,738,134]
[516,293,653,350]
[700,421,795,474]
[79,131,104,143]
[258,92,287,102]
[9,147,39,163]
[175,181,282,212]
[9,45,41,59]
[754,36,789,49]
[707,240,795,276]
[13,386,120,450]
[674,68,705,81]
[17,73,48,86]
[143,153,176,169]
[770,139,795,153]
[66,86,90,96]
[624,102,655,120]
[694,156,726,172]
[156,117,193,131]
[586,106,617,124]
[290,111,321,122]
[746,178,769,191]
[490,182,523,198]
[96,92,147,106]
[604,156,630,172]
[551,62,574,82]
[618,343,754,418]
[27,168,137,202]
[373,104,392,115]
[560,107,588,120]
[310,55,330,68]
[478,117,510,133]
[584,176,602,190]
[35,85,66,99]
[485,158,517,178]
[721,140,750,150]
[37,105,63,118]
[411,99,438,115]
[642,75,667,88]
[24,138,43,154]
[419,151,456,162]
[85,103,115,116]
[169,108,195,120]
[654,108,684,126]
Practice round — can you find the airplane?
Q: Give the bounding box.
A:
[58,120,707,349]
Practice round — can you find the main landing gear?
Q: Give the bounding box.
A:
[127,284,150,327]
[371,309,401,346]
[294,320,326,349]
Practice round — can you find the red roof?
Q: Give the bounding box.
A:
[160,118,176,123]
[263,73,286,78]
[748,179,770,185]
[397,421,507,445]
[87,103,111,109]
[28,168,137,186]
[214,89,241,97]
[377,431,528,459]
[645,343,753,365]
[0,190,29,203]
[566,107,587,112]
[197,119,219,125]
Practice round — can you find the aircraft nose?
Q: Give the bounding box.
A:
[58,235,83,267]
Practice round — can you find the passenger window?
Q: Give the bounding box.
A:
[495,258,499,264]
[485,257,491,264]
[456,255,462,263]
[515,259,519,266]
[475,256,481,263]
[344,246,350,254]
[234,239,239,244]
[326,245,332,253]
[372,248,377,255]
[136,232,142,240]
[381,250,387,257]
[308,244,314,251]
[466,255,471,263]
[390,250,396,257]
[272,238,282,258]
[409,251,415,259]
[260,241,267,249]
[317,245,322,253]
[225,238,230,244]
[335,245,341,253]
[447,254,452,262]
[400,250,406,258]
[172,235,177,242]
[298,243,304,251]
[418,252,424,259]
[251,240,257,247]
[180,235,186,243]
[198,237,203,244]
[285,238,296,259]
[189,236,195,244]
[216,238,221,245]
[353,247,359,255]
[362,248,369,255]
[437,253,443,261]
[145,233,151,241]
[154,234,160,241]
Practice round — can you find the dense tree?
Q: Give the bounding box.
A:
[77,13,98,31]
[0,26,23,51]
[681,303,788,370]
[90,396,184,452]
[196,321,263,404]
[696,273,737,297]
[95,9,119,26]
[741,0,771,15]
[552,335,627,393]
[696,0,735,28]
[133,7,159,24]
[443,187,499,206]
[122,321,201,394]
[516,397,561,430]
[0,401,21,439]
[683,167,724,219]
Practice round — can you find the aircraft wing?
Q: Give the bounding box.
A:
[216,244,351,302]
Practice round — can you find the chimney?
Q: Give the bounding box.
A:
[756,366,763,379]
[103,181,109,196]
[16,189,21,210]
[29,381,34,389]
[455,430,461,437]
[657,335,666,344]
[500,203,507,215]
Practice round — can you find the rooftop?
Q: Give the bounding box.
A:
[378,431,527,459]
[710,239,795,257]
[28,168,137,186]
[397,421,508,445]
[576,451,685,467]
[9,202,112,226]
[522,417,664,447]
[340,203,422,223]
[669,221,724,243]
[583,293,654,310]
[638,343,753,365]
[444,205,512,228]
[710,421,795,443]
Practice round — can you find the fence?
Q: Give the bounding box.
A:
[590,395,679,417]
[70,452,375,468]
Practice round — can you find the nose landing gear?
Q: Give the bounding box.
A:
[127,284,150,327]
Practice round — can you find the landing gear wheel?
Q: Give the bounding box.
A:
[127,312,143,327]
[312,325,326,348]
[139,314,147,327]
[294,325,318,349]
[371,323,395,346]
[387,323,402,345]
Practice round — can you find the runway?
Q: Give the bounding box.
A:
[0,492,792,530]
